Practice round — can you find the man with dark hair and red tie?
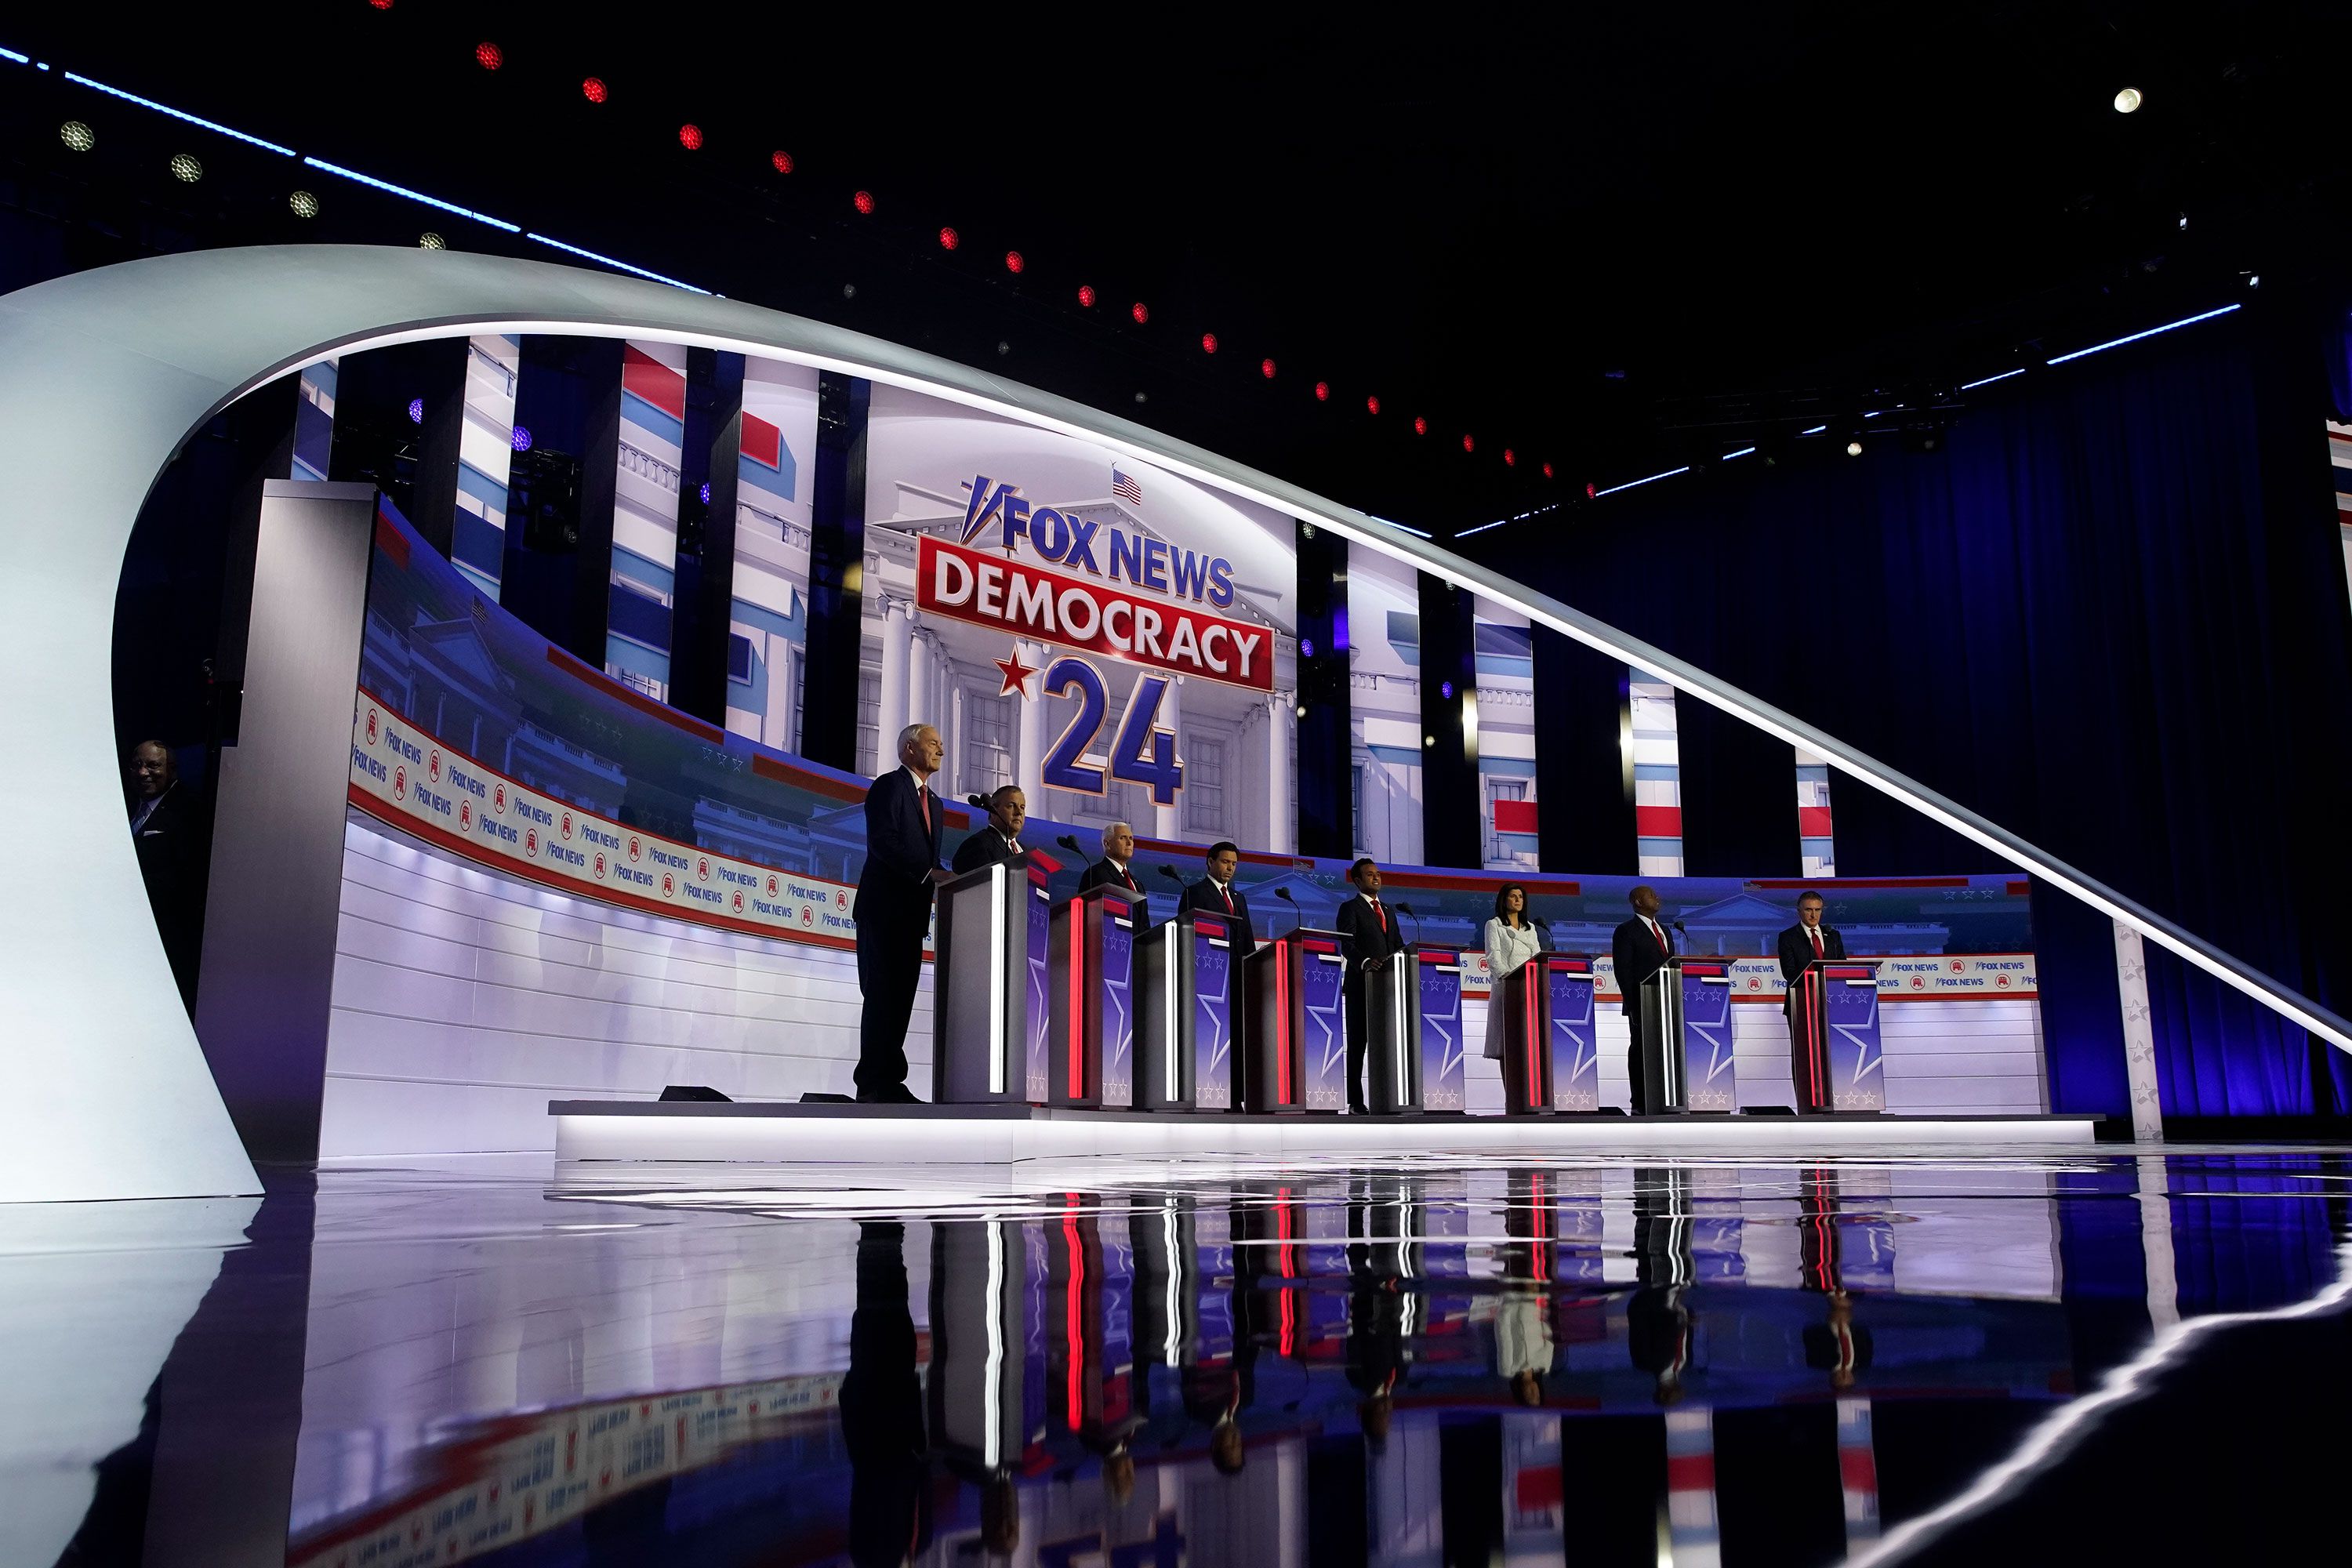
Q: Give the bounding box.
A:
[1777,890,1848,1111]
[853,723,950,1102]
[1612,884,1676,1112]
[1076,820,1150,924]
[1336,858,1406,1113]
[1178,840,1256,956]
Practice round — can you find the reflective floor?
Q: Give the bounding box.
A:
[6,1148,2350,1566]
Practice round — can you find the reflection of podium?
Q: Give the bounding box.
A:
[933,853,1055,1105]
[1792,957,1885,1112]
[1637,956,1740,1112]
[1363,942,1456,1114]
[1136,912,1241,1111]
[928,1219,1025,1471]
[1049,887,1142,1109]
[1242,930,1348,1112]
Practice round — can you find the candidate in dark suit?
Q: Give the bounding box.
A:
[1177,840,1256,956]
[128,739,207,1008]
[1777,890,1848,1111]
[1076,820,1149,925]
[1334,858,1406,1113]
[949,785,1028,876]
[853,724,947,1101]
[1610,885,1676,1112]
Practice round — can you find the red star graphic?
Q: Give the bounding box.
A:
[995,648,1039,697]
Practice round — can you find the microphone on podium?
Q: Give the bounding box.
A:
[1392,899,1424,946]
[1273,886,1298,938]
[966,793,987,810]
[1056,833,1082,855]
[1158,864,1185,887]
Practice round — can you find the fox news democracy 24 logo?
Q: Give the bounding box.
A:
[347,691,866,949]
[916,472,1274,692]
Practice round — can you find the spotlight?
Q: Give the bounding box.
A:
[771,151,793,174]
[1314,381,1330,401]
[475,42,503,71]
[1004,250,1024,274]
[408,398,424,424]
[1440,681,1454,699]
[1461,434,1475,452]
[59,121,94,152]
[938,226,960,250]
[511,426,532,452]
[1846,440,1864,456]
[1077,284,1097,307]
[1584,482,1597,499]
[842,282,857,298]
[677,124,703,151]
[1541,462,1554,479]
[369,0,394,9]
[1134,391,1149,404]
[1131,301,1149,324]
[1200,332,1218,354]
[1301,637,1315,658]
[2176,212,2188,230]
[1413,416,1428,436]
[852,190,875,214]
[1261,358,1276,379]
[1296,704,1308,718]
[1422,735,1436,748]
[1503,448,1515,466]
[168,153,202,183]
[1367,395,1381,415]
[996,341,1011,355]
[289,189,318,218]
[582,78,608,104]
[2113,85,2141,113]
[419,231,445,249]
[699,481,711,504]
[2247,274,2261,289]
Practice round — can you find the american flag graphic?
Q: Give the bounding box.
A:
[1111,466,1143,506]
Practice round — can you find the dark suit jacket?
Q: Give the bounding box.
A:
[853,768,943,927]
[1076,858,1149,926]
[1334,894,1406,996]
[130,783,205,911]
[1178,878,1256,955]
[1611,916,1676,1013]
[949,825,1024,877]
[1777,923,1848,1011]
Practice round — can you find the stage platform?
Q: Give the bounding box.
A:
[550,1099,2103,1164]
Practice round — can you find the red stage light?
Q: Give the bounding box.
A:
[475,42,503,71]
[1367,395,1381,416]
[1261,358,1277,379]
[1462,434,1475,452]
[1585,481,1598,499]
[1201,332,1218,354]
[853,191,876,215]
[1004,250,1024,274]
[1413,416,1428,436]
[1077,284,1097,307]
[369,0,394,9]
[1314,381,1330,401]
[771,151,793,174]
[938,227,960,251]
[581,77,608,103]
[1542,461,1555,479]
[1131,302,1149,324]
[1503,448,1515,466]
[677,124,703,151]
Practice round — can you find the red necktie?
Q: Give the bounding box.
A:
[1372,900,1387,934]
[1218,884,1233,913]
[916,786,930,833]
[1121,866,1135,890]
[1810,927,1824,958]
[1652,920,1666,953]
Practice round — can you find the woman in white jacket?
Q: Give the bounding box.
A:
[1482,883,1547,1063]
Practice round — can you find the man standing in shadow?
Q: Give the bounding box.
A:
[1612,886,1676,1112]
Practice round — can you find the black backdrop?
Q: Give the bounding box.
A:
[1477,305,2352,1119]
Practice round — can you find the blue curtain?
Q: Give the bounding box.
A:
[1488,313,2352,1116]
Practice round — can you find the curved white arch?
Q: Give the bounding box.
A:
[2,245,2339,1201]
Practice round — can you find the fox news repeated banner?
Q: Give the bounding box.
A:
[350,690,862,949]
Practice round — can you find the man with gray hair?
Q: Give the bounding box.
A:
[853,724,949,1102]
[1076,819,1149,924]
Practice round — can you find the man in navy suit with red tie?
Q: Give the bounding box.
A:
[1178,840,1256,956]
[1777,890,1848,1112]
[1335,858,1406,1113]
[1612,885,1676,1112]
[854,724,950,1102]
[1076,820,1150,925]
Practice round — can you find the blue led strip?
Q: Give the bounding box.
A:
[2045,303,2240,365]
[64,72,296,155]
[1720,446,1756,460]
[1960,367,2025,390]
[525,234,713,295]
[1593,466,1692,499]
[303,158,520,232]
[1,45,30,64]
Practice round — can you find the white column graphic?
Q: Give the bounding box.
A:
[877,596,911,769]
[1629,668,1684,877]
[1795,744,1837,877]
[1265,691,1294,855]
[1014,638,1047,808]
[1154,677,1184,841]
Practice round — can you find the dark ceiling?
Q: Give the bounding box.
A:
[5,1,2348,532]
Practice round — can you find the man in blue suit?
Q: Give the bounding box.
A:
[854,724,949,1102]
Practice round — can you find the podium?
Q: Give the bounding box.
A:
[1791,957,1886,1112]
[1136,911,1242,1111]
[1498,953,1601,1113]
[1635,956,1740,1112]
[1242,930,1348,1112]
[933,852,1055,1104]
[1049,885,1142,1109]
[1362,942,1460,1114]
[1497,956,1552,1116]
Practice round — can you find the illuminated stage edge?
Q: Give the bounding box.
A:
[550,1101,2103,1163]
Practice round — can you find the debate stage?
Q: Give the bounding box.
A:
[550,1099,2103,1164]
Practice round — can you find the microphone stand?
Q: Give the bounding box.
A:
[1273,886,1298,939]
[1392,899,1424,948]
